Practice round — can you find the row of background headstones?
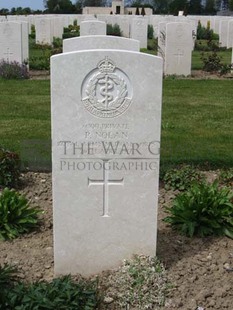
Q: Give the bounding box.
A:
[2,13,233,40]
[1,14,233,75]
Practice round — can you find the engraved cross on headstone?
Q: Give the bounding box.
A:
[174,49,184,65]
[88,161,124,217]
[4,48,13,62]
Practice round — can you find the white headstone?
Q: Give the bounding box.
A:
[165,22,193,76]
[35,18,53,45]
[52,17,64,39]
[219,19,230,48]
[78,15,96,25]
[0,21,27,64]
[213,17,220,34]
[158,22,166,59]
[51,50,163,276]
[227,20,233,49]
[149,15,165,39]
[116,16,130,38]
[130,17,148,49]
[20,21,29,64]
[80,20,106,36]
[63,35,140,53]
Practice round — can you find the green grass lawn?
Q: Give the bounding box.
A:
[0,78,232,171]
[161,79,233,170]
[0,79,51,169]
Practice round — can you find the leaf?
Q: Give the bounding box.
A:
[224,228,233,239]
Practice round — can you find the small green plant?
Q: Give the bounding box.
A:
[29,38,62,70]
[29,24,36,39]
[0,264,17,288]
[219,168,233,187]
[2,275,98,309]
[29,55,50,70]
[99,255,168,309]
[201,52,232,74]
[53,37,62,49]
[195,40,223,52]
[163,165,204,191]
[0,188,41,240]
[107,24,122,36]
[196,21,218,40]
[219,63,232,75]
[29,47,52,70]
[0,148,20,188]
[0,264,17,305]
[0,60,29,79]
[201,52,223,72]
[164,180,233,238]
[147,24,154,39]
[147,38,157,52]
[63,24,80,39]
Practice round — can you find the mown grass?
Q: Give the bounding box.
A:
[161,79,233,170]
[0,79,50,169]
[0,78,232,170]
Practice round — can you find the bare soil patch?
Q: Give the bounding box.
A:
[0,171,233,309]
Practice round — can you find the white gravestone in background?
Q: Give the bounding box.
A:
[227,20,233,49]
[80,20,106,36]
[20,21,29,64]
[130,17,148,48]
[52,17,64,39]
[157,22,166,60]
[219,19,230,48]
[35,18,53,45]
[116,16,130,38]
[51,50,163,276]
[165,22,193,76]
[0,22,28,64]
[63,35,140,53]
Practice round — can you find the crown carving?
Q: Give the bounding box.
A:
[98,57,115,73]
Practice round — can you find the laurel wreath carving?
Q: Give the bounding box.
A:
[86,72,128,111]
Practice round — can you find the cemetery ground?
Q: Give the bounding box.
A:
[0,74,233,309]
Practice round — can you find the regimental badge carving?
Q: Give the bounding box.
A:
[81,57,133,118]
